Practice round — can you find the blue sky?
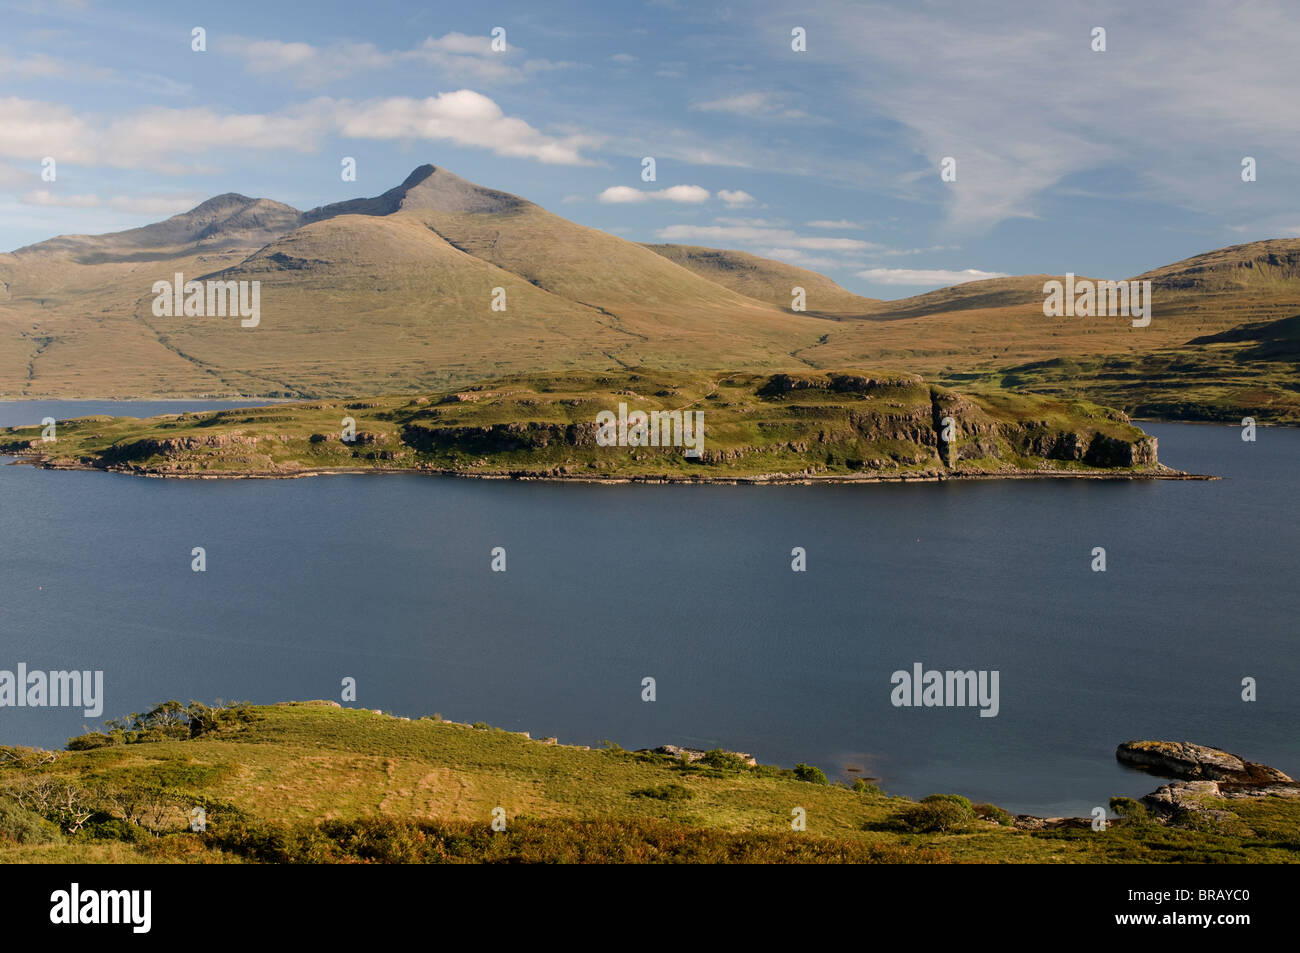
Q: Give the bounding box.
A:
[2,0,1298,298]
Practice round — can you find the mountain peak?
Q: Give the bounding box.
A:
[302,164,529,224]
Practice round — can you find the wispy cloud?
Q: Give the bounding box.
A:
[691,91,805,120]
[657,223,878,251]
[789,0,1300,230]
[221,32,577,88]
[806,219,863,230]
[856,267,1008,286]
[21,190,204,214]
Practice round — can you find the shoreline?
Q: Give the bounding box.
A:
[2,452,1217,483]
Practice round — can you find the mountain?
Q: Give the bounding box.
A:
[0,165,1297,420]
[642,243,881,316]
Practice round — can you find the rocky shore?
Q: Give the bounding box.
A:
[2,451,1214,484]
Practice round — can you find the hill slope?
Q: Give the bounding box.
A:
[642,242,881,315]
[1,700,1295,864]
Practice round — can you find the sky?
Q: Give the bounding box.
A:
[2,0,1299,298]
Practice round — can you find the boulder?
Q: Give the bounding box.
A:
[642,744,758,767]
[1116,740,1292,783]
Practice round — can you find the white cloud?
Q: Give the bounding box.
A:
[23,189,99,207]
[0,90,599,172]
[716,216,785,227]
[599,184,710,203]
[656,223,877,251]
[717,189,755,207]
[231,39,394,87]
[877,245,959,256]
[691,91,805,119]
[19,191,205,215]
[221,33,574,88]
[107,194,207,216]
[337,91,599,165]
[610,53,638,64]
[756,248,843,269]
[855,268,1008,286]
[806,219,862,230]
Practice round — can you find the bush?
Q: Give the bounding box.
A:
[973,802,1014,826]
[898,794,974,833]
[793,763,829,785]
[852,779,882,795]
[70,700,257,749]
[700,750,750,772]
[1108,796,1150,824]
[66,732,120,750]
[629,783,694,801]
[0,799,63,845]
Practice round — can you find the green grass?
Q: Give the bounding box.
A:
[1,700,1295,864]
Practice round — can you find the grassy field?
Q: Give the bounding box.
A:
[1,701,1295,864]
[0,369,1172,480]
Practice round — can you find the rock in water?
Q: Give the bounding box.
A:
[1116,740,1292,783]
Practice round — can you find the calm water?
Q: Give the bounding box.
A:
[0,402,1295,816]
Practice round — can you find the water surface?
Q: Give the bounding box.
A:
[0,405,1294,816]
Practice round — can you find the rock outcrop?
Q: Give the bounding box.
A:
[1116,741,1298,822]
[1116,740,1292,783]
[640,744,758,767]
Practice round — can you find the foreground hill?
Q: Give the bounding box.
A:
[0,369,1185,481]
[1,700,1295,863]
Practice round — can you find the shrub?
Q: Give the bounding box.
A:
[0,799,63,845]
[71,700,257,749]
[1108,796,1151,824]
[66,732,120,750]
[793,763,829,785]
[629,783,693,801]
[898,794,974,833]
[700,750,750,772]
[973,802,1014,826]
[852,779,882,795]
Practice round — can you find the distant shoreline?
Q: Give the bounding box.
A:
[3,454,1216,484]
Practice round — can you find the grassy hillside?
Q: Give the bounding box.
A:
[1,700,1295,864]
[0,369,1178,481]
[642,242,881,315]
[967,314,1300,424]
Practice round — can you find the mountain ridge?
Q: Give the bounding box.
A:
[0,164,1297,421]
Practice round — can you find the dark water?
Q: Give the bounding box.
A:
[0,403,1295,816]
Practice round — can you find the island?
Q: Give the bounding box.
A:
[0,369,1209,483]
